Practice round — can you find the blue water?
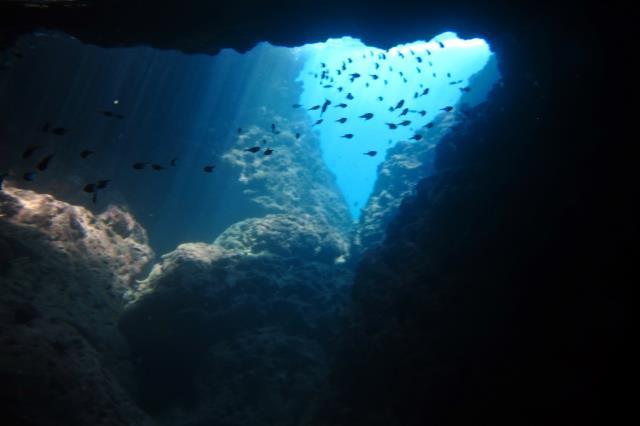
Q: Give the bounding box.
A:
[297,32,495,219]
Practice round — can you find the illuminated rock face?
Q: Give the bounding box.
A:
[297,32,497,219]
[0,186,154,426]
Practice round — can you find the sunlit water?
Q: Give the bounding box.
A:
[297,32,496,218]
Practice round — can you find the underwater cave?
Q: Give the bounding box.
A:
[0,2,631,426]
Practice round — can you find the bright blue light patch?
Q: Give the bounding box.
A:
[297,32,496,219]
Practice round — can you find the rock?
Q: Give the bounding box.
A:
[354,112,456,255]
[222,117,352,234]
[0,186,155,426]
[120,213,352,425]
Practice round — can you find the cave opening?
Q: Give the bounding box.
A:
[297,32,499,219]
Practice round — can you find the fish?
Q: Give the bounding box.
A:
[426,49,431,56]
[341,134,354,139]
[80,150,95,159]
[292,104,303,109]
[96,179,110,189]
[337,86,343,92]
[308,105,320,111]
[346,93,354,100]
[385,123,398,129]
[416,57,423,63]
[409,134,423,141]
[264,148,273,156]
[83,183,96,193]
[323,84,333,88]
[132,162,147,170]
[437,40,445,48]
[360,113,374,120]
[375,63,380,69]
[399,108,409,117]
[416,110,426,116]
[321,99,331,115]
[377,96,383,101]
[170,157,177,167]
[336,118,347,124]
[23,171,36,181]
[365,83,370,88]
[399,120,411,126]
[347,58,353,63]
[50,127,70,136]
[295,132,301,139]
[384,79,388,85]
[98,110,124,119]
[447,72,451,78]
[321,62,326,68]
[420,88,430,96]
[416,67,422,73]
[237,127,243,134]
[262,139,267,145]
[440,106,454,112]
[363,151,377,156]
[459,86,471,93]
[424,122,435,129]
[36,154,55,171]
[335,103,348,108]
[370,74,379,80]
[271,123,280,134]
[349,73,361,82]
[22,145,41,159]
[151,164,166,171]
[245,147,261,153]
[393,100,405,110]
[203,165,215,172]
[312,119,323,127]
[403,78,408,83]
[399,52,405,59]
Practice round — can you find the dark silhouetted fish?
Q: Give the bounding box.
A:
[132,162,147,170]
[245,147,261,153]
[363,151,377,156]
[237,127,243,134]
[393,100,404,110]
[23,171,36,181]
[440,106,454,112]
[36,154,55,171]
[359,113,374,120]
[348,58,353,63]
[337,86,343,92]
[459,86,471,93]
[377,96,383,101]
[424,122,435,129]
[312,119,323,127]
[375,63,380,69]
[271,123,280,134]
[426,49,431,56]
[346,93,354,100]
[399,108,409,117]
[151,164,165,171]
[437,40,445,48]
[420,88,430,96]
[336,117,347,123]
[83,183,96,193]
[399,52,405,59]
[341,134,354,139]
[409,134,423,141]
[308,105,321,111]
[386,123,398,129]
[416,110,426,116]
[349,73,361,82]
[22,145,41,159]
[203,165,215,172]
[416,67,422,73]
[447,72,451,78]
[417,57,423,63]
[335,103,348,108]
[323,84,333,88]
[295,132,301,139]
[170,157,177,167]
[321,62,326,68]
[292,104,303,109]
[399,120,411,126]
[99,110,124,119]
[321,99,331,115]
[264,148,273,156]
[50,127,70,136]
[80,149,95,159]
[370,74,379,80]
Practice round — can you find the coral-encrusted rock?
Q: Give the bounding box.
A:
[120,214,351,425]
[0,187,154,426]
